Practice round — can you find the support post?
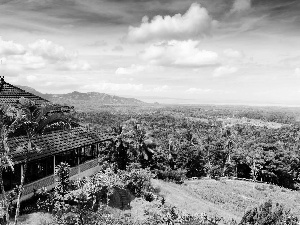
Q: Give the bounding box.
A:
[53,155,56,174]
[20,164,24,181]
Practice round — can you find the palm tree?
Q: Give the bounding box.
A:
[117,119,156,168]
[0,105,16,224]
[10,97,73,225]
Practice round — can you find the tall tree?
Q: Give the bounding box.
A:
[119,119,156,168]
[0,105,16,224]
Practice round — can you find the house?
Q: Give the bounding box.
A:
[0,77,113,201]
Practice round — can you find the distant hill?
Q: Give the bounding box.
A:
[16,85,146,110]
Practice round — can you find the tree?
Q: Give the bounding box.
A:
[10,97,74,225]
[0,105,16,224]
[117,119,156,168]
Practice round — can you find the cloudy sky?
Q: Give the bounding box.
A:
[1,0,300,106]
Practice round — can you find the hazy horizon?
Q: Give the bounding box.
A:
[1,0,300,106]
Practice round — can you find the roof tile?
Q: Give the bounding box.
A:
[8,127,113,163]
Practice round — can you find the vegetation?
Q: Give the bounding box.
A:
[0,105,15,223]
[240,199,299,225]
[79,106,300,190]
[2,98,300,224]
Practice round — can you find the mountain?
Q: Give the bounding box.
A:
[16,85,146,110]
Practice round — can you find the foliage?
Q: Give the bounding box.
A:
[33,162,156,224]
[119,164,153,197]
[89,106,300,189]
[0,104,17,224]
[141,200,237,225]
[155,168,186,184]
[55,162,71,196]
[239,199,299,225]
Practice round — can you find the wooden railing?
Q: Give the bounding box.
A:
[79,158,98,172]
[23,175,55,196]
[22,158,99,196]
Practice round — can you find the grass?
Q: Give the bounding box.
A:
[151,178,300,222]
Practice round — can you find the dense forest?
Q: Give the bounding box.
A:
[77,105,300,189]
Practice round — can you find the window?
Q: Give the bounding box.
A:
[25,157,54,184]
[55,149,78,167]
[3,164,21,191]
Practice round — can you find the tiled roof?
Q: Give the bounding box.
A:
[8,127,113,163]
[0,78,49,106]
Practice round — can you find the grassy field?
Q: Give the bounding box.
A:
[151,178,300,222]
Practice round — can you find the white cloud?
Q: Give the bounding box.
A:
[295,68,300,77]
[115,64,145,75]
[13,53,46,69]
[213,66,238,77]
[141,40,219,67]
[0,38,91,72]
[185,88,212,94]
[28,39,76,62]
[28,40,91,71]
[127,3,217,43]
[62,61,91,71]
[0,37,26,56]
[26,75,38,82]
[152,85,169,92]
[223,49,243,58]
[230,0,251,13]
[81,83,144,93]
[0,64,21,77]
[112,46,124,52]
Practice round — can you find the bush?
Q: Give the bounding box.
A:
[155,168,186,184]
[119,166,153,197]
[142,201,237,225]
[239,199,299,225]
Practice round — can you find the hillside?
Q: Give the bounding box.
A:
[150,178,300,222]
[16,85,145,110]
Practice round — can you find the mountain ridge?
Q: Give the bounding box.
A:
[16,85,146,109]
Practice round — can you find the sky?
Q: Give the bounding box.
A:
[0,0,300,106]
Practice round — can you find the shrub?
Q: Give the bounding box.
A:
[239,199,299,225]
[142,201,236,225]
[155,168,186,184]
[119,166,153,197]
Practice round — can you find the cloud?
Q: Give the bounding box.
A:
[295,68,300,77]
[88,40,107,47]
[230,0,251,13]
[81,82,144,92]
[112,45,124,52]
[281,56,300,67]
[0,37,26,56]
[28,39,76,62]
[28,39,91,70]
[0,64,21,77]
[0,38,91,72]
[152,85,169,92]
[126,3,217,43]
[223,49,243,58]
[185,87,212,93]
[115,64,145,75]
[62,61,91,71]
[141,40,219,67]
[213,66,238,77]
